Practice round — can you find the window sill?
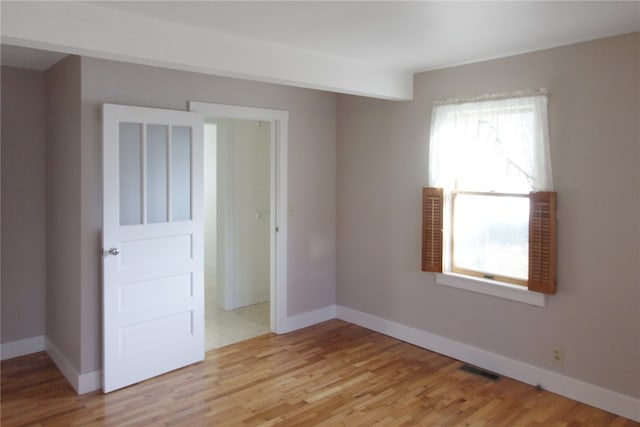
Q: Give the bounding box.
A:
[435,272,546,307]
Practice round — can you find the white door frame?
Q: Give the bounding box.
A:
[209,119,235,312]
[189,101,288,334]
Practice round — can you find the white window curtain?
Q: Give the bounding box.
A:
[428,92,553,193]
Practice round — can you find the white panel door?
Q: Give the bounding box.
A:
[102,104,204,392]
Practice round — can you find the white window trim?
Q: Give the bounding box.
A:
[436,272,546,307]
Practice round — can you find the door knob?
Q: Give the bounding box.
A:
[107,248,120,256]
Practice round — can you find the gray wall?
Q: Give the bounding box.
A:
[336,32,640,398]
[1,66,47,343]
[45,56,83,369]
[78,57,337,373]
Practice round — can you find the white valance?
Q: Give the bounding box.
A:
[434,88,548,106]
[428,92,553,193]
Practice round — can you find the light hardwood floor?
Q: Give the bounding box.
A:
[1,320,637,426]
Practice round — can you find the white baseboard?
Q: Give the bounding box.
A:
[282,304,336,333]
[0,335,46,360]
[45,337,101,394]
[78,370,102,394]
[336,305,640,423]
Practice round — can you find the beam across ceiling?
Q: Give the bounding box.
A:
[1,1,414,100]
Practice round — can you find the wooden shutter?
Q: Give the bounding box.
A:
[528,191,557,294]
[422,187,443,272]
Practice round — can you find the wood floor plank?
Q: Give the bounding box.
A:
[1,320,637,426]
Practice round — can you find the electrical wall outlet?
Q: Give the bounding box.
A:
[552,347,563,365]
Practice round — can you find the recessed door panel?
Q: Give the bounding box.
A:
[120,234,192,267]
[119,273,193,310]
[119,311,194,356]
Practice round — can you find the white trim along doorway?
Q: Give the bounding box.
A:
[189,101,288,334]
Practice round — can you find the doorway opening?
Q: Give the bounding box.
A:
[204,120,271,350]
[190,101,289,345]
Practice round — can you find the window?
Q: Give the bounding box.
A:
[423,91,557,295]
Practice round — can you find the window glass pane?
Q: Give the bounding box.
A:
[453,194,529,280]
[171,126,192,221]
[119,123,142,226]
[146,124,168,223]
[454,108,535,193]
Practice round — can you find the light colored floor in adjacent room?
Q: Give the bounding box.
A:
[205,286,271,351]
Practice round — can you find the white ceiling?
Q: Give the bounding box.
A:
[2,1,639,99]
[96,1,640,72]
